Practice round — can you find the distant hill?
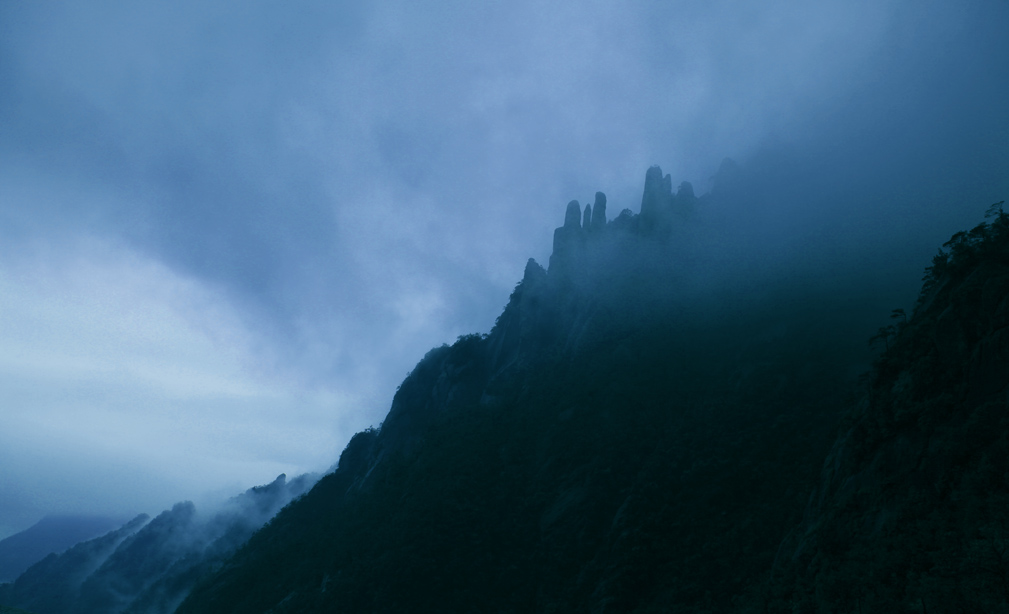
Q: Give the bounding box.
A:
[0,474,316,614]
[0,516,127,583]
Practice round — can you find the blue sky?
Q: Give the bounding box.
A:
[1,0,1007,537]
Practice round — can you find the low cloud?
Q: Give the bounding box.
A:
[0,0,1006,533]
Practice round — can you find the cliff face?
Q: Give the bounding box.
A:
[177,166,882,614]
[379,166,699,462]
[765,207,1009,612]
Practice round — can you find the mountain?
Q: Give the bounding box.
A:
[0,516,128,583]
[0,474,316,614]
[176,166,906,613]
[0,515,149,614]
[10,165,1002,612]
[763,203,1009,611]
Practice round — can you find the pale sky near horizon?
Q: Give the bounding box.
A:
[1,0,1007,538]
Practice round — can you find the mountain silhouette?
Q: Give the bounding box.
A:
[5,169,1005,613]
[0,475,315,614]
[0,516,127,584]
[177,167,954,613]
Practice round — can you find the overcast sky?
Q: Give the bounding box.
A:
[1,0,1007,537]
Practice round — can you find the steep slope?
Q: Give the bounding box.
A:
[0,474,315,614]
[0,515,128,583]
[0,515,149,614]
[764,204,1009,612]
[179,166,886,613]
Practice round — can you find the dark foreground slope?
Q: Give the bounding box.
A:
[764,204,1009,612]
[179,167,894,613]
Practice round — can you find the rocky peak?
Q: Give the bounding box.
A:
[640,166,672,214]
[547,165,699,280]
[591,192,607,231]
[639,165,680,235]
[522,256,547,285]
[550,201,586,276]
[564,200,582,229]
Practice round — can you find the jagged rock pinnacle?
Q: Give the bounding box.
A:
[551,202,586,275]
[640,165,673,229]
[583,204,592,229]
[564,200,582,229]
[591,192,607,230]
[523,257,546,283]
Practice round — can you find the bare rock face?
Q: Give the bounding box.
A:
[564,200,582,229]
[485,258,551,377]
[591,192,607,231]
[547,166,700,282]
[639,165,673,234]
[551,201,586,276]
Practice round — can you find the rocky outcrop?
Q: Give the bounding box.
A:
[639,165,673,234]
[549,201,585,277]
[638,166,697,236]
[486,258,550,373]
[379,257,555,456]
[591,192,607,231]
[546,165,697,289]
[766,211,1009,613]
[373,165,713,473]
[563,199,581,229]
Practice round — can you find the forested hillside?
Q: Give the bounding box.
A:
[765,203,1009,612]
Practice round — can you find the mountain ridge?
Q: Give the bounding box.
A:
[0,515,129,584]
[177,164,886,612]
[0,474,317,614]
[7,165,1002,612]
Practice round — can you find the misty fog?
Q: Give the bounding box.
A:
[0,0,1006,539]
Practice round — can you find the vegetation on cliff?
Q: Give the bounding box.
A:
[763,202,1009,612]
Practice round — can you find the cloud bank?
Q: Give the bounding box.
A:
[0,0,1006,535]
